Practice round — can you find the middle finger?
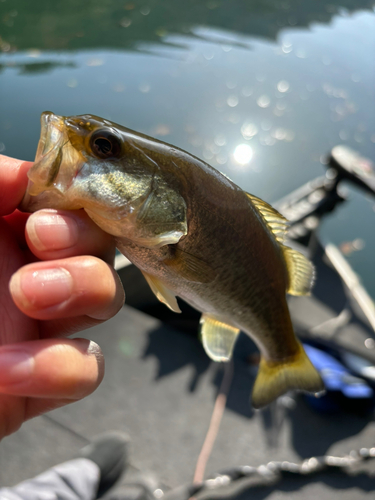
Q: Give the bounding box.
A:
[9,256,125,321]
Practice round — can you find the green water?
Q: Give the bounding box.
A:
[1,0,375,296]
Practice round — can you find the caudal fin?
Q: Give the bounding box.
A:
[251,342,324,409]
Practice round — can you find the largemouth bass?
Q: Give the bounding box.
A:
[20,112,324,408]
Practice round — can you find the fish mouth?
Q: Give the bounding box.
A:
[35,111,65,164]
[20,112,69,212]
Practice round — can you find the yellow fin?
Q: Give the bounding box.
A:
[141,272,181,313]
[282,246,315,296]
[200,314,240,362]
[164,247,216,284]
[252,341,324,409]
[246,193,288,243]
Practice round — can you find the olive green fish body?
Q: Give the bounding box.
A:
[21,112,324,408]
[116,160,296,362]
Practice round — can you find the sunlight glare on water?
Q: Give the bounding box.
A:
[233,144,253,166]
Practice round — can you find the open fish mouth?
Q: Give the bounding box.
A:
[35,111,66,164]
[20,112,81,212]
[30,111,67,194]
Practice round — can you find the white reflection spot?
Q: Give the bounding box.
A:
[216,153,228,165]
[296,49,307,59]
[120,17,132,28]
[276,100,287,110]
[365,338,375,349]
[67,79,78,88]
[139,83,151,93]
[257,95,270,108]
[86,58,104,67]
[241,122,258,140]
[277,80,289,93]
[227,95,239,107]
[140,6,150,15]
[242,86,253,97]
[214,134,226,146]
[282,45,292,54]
[234,144,253,165]
[226,79,237,89]
[27,49,41,58]
[203,49,214,60]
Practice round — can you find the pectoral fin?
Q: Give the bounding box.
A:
[141,272,181,313]
[164,247,216,284]
[200,314,240,362]
[282,246,315,296]
[252,341,324,409]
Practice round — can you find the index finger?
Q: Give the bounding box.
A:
[0,155,33,216]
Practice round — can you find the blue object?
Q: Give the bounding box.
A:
[304,344,373,398]
[303,344,374,413]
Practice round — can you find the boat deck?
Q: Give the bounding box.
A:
[1,263,375,499]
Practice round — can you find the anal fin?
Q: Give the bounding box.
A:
[141,272,181,313]
[252,341,324,409]
[200,314,240,362]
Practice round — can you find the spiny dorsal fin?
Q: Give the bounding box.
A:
[200,314,240,362]
[282,246,315,296]
[141,271,181,313]
[246,193,288,243]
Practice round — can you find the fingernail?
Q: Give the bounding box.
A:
[27,211,79,251]
[0,349,34,386]
[10,268,73,309]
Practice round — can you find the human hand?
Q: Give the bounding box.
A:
[0,154,125,439]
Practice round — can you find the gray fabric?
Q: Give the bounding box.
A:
[0,458,100,500]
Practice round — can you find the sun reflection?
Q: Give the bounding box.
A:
[233,144,253,165]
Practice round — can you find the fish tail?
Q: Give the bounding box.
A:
[251,341,324,409]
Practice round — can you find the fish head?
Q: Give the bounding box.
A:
[20,112,187,247]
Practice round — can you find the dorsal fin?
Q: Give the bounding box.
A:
[282,246,315,296]
[246,192,314,296]
[246,193,288,243]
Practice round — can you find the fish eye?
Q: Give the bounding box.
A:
[89,130,122,159]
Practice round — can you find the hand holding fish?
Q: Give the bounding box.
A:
[0,154,125,439]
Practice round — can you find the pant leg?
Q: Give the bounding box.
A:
[0,458,100,500]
